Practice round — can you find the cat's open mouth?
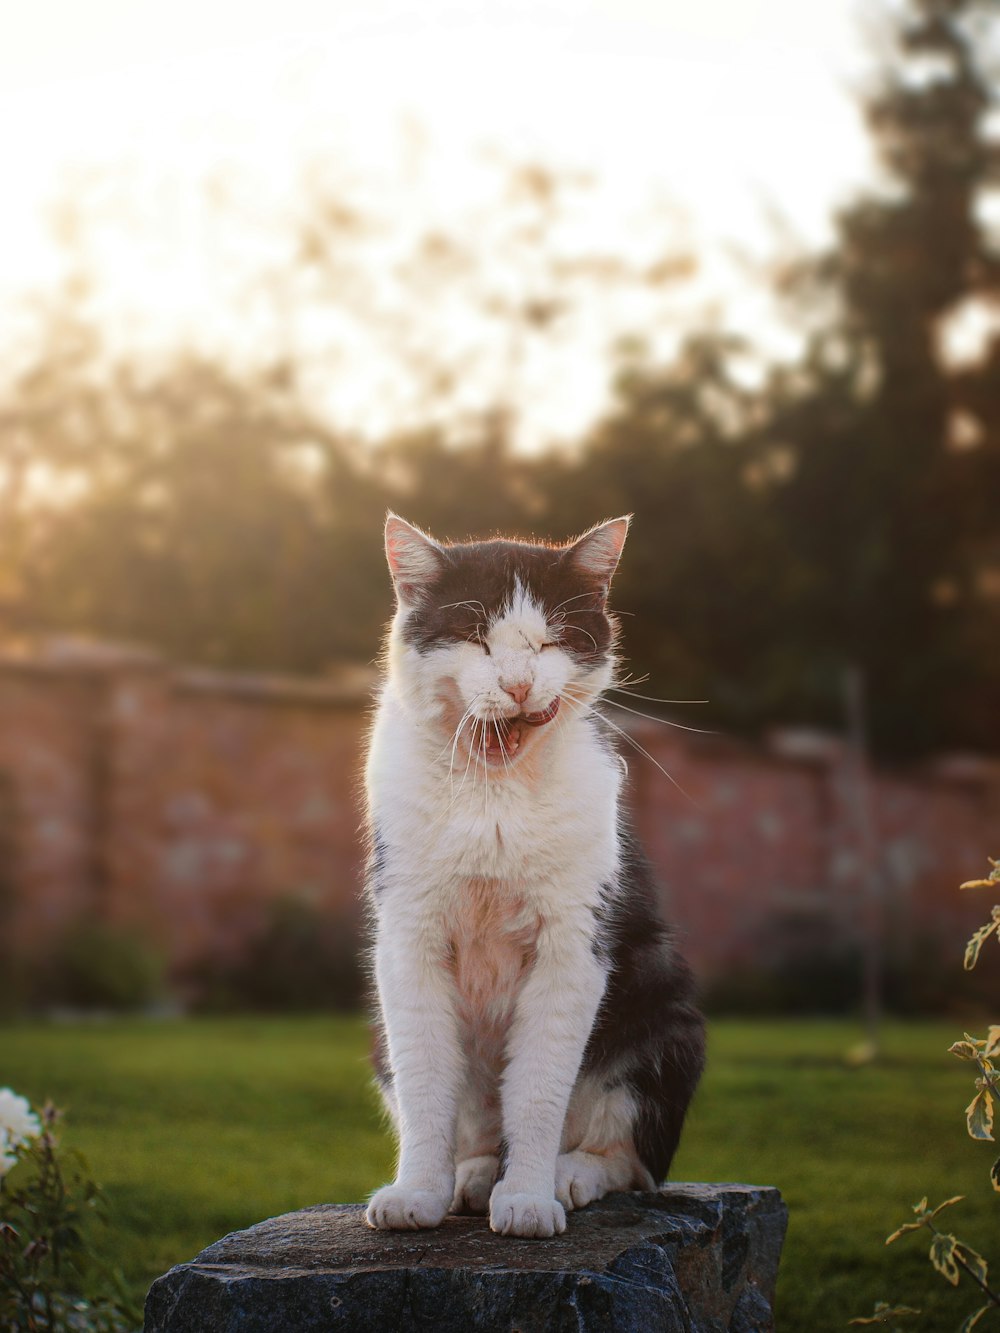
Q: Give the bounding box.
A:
[472,697,560,760]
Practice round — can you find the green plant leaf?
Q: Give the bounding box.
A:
[958,1306,994,1333]
[886,1220,925,1245]
[954,1243,989,1287]
[960,859,1000,889]
[990,1157,1000,1193]
[966,1089,996,1142]
[849,1302,921,1325]
[950,1041,980,1061]
[929,1195,965,1220]
[963,922,998,971]
[984,1027,1000,1059]
[929,1232,961,1286]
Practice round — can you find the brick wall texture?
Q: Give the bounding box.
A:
[2,644,998,985]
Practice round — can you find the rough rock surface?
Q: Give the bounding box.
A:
[144,1183,787,1333]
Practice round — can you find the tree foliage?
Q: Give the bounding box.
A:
[757,0,1000,753]
[0,0,997,757]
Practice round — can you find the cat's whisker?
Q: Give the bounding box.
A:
[561,688,703,811]
[438,719,480,822]
[557,688,606,732]
[556,692,590,725]
[451,719,480,809]
[431,703,477,793]
[600,697,717,736]
[601,721,703,812]
[611,672,650,690]
[434,701,476,762]
[446,703,479,800]
[553,623,599,654]
[429,694,492,819]
[438,599,488,617]
[546,590,596,616]
[479,715,490,815]
[609,684,709,706]
[496,713,516,777]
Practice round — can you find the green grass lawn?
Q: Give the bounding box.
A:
[1,1016,996,1331]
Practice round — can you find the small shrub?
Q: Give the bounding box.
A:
[44,921,165,1014]
[881,931,998,1020]
[189,897,364,1013]
[0,1089,139,1332]
[704,912,863,1015]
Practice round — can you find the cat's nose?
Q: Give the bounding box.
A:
[501,680,532,705]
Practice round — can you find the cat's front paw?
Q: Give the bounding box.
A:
[451,1155,499,1215]
[365,1185,450,1230]
[489,1184,566,1238]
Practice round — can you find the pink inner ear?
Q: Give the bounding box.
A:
[569,519,629,585]
[386,536,407,576]
[385,520,440,598]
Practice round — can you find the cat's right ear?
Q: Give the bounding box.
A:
[384,513,444,605]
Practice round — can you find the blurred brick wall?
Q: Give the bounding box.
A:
[0,644,370,974]
[627,726,1000,974]
[1,642,998,982]
[0,662,101,948]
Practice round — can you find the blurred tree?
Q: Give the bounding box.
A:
[0,0,997,759]
[290,155,696,449]
[759,0,1000,753]
[543,335,789,733]
[0,306,106,633]
[1,328,391,670]
[579,0,1000,754]
[0,153,697,673]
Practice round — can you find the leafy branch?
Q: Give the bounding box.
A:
[853,859,1000,1331]
[885,1196,999,1327]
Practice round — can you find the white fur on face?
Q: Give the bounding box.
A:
[387,579,613,769]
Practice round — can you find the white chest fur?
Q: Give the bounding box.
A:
[367,688,621,912]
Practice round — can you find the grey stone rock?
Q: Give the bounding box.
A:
[144,1183,787,1333]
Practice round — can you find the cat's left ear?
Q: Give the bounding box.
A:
[384,513,445,605]
[563,516,631,603]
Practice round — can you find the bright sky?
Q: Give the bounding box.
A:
[0,0,874,444]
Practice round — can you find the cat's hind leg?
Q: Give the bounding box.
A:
[450,1060,502,1215]
[556,1076,654,1212]
[555,1149,642,1211]
[452,1154,500,1214]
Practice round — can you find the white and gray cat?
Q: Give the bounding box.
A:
[363,513,705,1239]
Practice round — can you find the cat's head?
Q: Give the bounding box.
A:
[383,514,629,768]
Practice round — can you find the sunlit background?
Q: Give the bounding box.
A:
[1,1,999,1328]
[1,0,875,443]
[3,0,997,1023]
